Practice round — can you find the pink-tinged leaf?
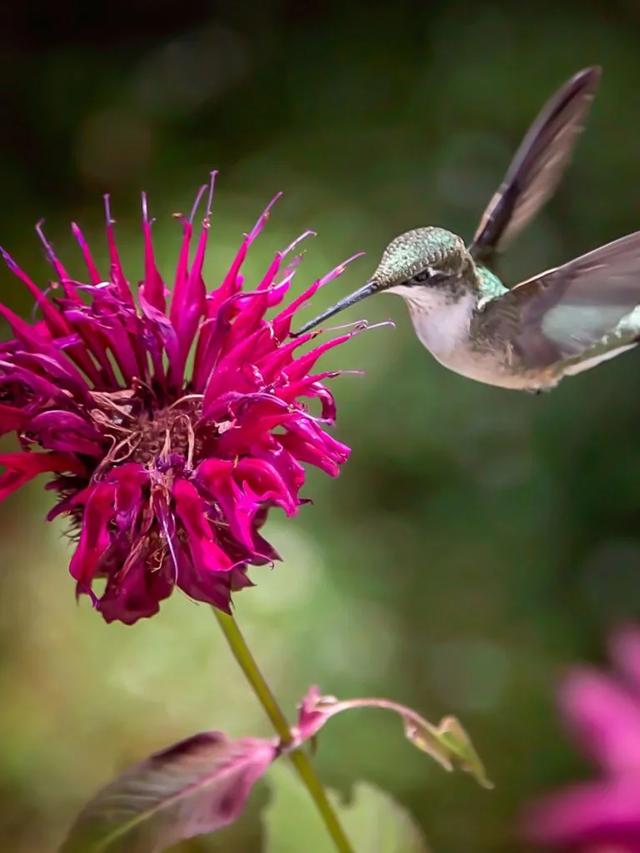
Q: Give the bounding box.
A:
[293,687,492,790]
[61,732,277,852]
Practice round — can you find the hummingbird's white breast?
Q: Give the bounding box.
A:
[392,284,541,389]
[393,285,476,359]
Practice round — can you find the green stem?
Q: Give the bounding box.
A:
[214,608,354,853]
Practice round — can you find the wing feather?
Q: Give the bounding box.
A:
[470,67,601,267]
[475,231,640,368]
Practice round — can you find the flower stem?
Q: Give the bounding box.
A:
[214,608,353,853]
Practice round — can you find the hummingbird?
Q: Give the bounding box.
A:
[295,67,640,392]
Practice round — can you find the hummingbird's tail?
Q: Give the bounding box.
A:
[560,336,639,378]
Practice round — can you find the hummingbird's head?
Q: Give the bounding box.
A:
[293,227,471,336]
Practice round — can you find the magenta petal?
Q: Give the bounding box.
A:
[0,246,71,339]
[173,479,234,574]
[610,627,640,696]
[69,482,116,590]
[104,196,135,306]
[0,451,85,501]
[176,553,235,612]
[0,403,27,435]
[27,411,104,456]
[140,193,167,312]
[110,462,148,536]
[235,458,298,515]
[194,458,273,551]
[524,778,640,847]
[560,668,640,774]
[99,560,172,625]
[71,222,102,284]
[522,628,640,850]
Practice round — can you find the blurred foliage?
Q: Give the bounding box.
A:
[265,765,429,852]
[2,1,640,851]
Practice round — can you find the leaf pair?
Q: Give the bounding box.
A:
[62,686,491,852]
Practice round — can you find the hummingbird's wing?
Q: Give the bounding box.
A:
[475,231,640,368]
[469,67,600,269]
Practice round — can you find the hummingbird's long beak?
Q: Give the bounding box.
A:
[292,279,379,336]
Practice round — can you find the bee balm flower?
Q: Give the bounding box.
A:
[0,177,358,624]
[524,627,640,851]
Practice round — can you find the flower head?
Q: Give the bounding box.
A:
[523,627,640,851]
[0,175,360,623]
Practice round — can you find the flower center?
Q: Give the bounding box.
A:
[133,406,196,466]
[89,390,202,472]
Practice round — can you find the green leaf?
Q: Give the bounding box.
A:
[264,764,430,853]
[335,782,431,853]
[425,716,493,791]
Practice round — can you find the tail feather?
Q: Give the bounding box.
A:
[561,340,638,377]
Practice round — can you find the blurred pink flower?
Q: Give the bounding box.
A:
[524,627,640,852]
[0,176,359,623]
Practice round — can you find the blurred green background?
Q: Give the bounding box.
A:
[1,1,640,850]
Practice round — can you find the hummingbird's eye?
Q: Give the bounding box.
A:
[411,268,448,286]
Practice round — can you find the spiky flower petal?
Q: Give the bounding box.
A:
[0,175,359,623]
